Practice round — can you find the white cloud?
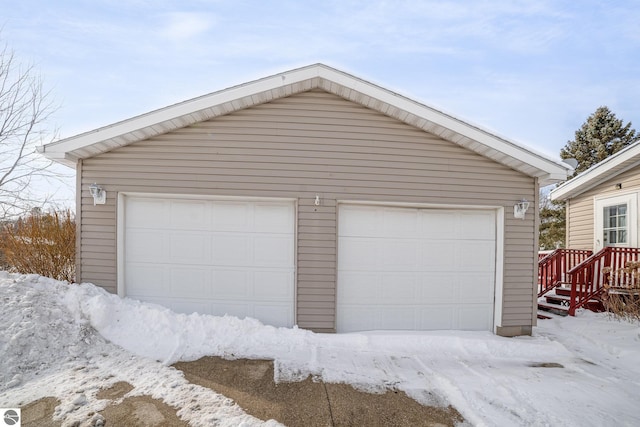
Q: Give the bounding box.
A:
[330,0,569,55]
[161,12,215,41]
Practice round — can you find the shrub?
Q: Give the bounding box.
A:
[602,262,640,322]
[0,209,76,282]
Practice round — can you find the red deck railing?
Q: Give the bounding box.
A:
[567,247,640,315]
[538,250,553,261]
[538,249,592,297]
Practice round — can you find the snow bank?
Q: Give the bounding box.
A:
[0,273,278,427]
[2,272,640,426]
[62,281,315,366]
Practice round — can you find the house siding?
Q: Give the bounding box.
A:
[566,168,640,251]
[78,89,536,332]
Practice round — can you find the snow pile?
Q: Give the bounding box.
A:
[2,272,640,426]
[0,273,100,389]
[62,282,315,366]
[0,273,279,427]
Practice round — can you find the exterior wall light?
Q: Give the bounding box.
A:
[89,183,106,205]
[513,199,530,220]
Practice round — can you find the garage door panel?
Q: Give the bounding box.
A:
[381,274,417,303]
[382,240,418,269]
[459,211,495,239]
[254,271,294,299]
[212,235,251,266]
[126,230,164,262]
[459,306,493,330]
[338,205,496,332]
[339,205,379,237]
[212,269,249,298]
[170,268,211,298]
[420,307,455,330]
[254,236,294,267]
[337,272,381,302]
[380,307,418,329]
[123,196,295,328]
[126,265,168,296]
[423,275,457,302]
[127,199,166,228]
[382,209,419,237]
[212,202,250,231]
[254,304,293,327]
[338,238,378,269]
[169,232,209,264]
[255,203,295,233]
[170,200,208,229]
[420,241,456,270]
[337,306,378,331]
[215,271,293,300]
[459,274,495,303]
[459,241,495,271]
[420,211,456,239]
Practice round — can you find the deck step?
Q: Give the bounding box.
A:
[554,286,572,297]
[537,311,553,319]
[537,301,569,316]
[545,293,600,304]
[537,310,565,320]
[545,294,571,307]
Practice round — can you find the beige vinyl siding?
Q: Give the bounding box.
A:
[79,89,536,332]
[566,168,640,251]
[566,197,594,250]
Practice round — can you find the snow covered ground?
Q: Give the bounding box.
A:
[1,272,639,426]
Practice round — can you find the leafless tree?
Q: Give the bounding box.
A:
[0,39,59,220]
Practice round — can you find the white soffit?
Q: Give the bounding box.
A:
[551,142,640,201]
[38,64,569,184]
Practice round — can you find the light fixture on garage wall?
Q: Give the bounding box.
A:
[513,199,530,220]
[89,183,106,205]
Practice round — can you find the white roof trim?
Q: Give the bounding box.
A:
[551,141,640,201]
[39,63,569,185]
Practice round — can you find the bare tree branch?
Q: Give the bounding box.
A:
[0,36,63,220]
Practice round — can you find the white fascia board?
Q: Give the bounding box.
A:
[542,172,571,187]
[318,66,569,179]
[44,65,327,155]
[41,63,569,180]
[551,142,640,201]
[36,146,76,168]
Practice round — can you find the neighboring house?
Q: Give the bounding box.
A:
[551,141,640,252]
[39,64,569,336]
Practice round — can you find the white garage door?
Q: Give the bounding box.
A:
[122,196,295,327]
[337,204,496,332]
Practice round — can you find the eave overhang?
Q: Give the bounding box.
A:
[551,142,640,201]
[38,64,570,185]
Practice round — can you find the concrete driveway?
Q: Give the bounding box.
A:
[22,357,464,427]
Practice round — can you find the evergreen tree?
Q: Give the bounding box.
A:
[560,106,639,177]
[538,193,565,250]
[540,107,639,249]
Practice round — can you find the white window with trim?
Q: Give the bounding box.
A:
[595,193,638,251]
[603,204,627,246]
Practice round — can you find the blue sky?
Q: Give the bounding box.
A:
[3,0,640,203]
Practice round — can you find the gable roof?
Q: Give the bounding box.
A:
[551,141,640,201]
[39,63,569,185]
